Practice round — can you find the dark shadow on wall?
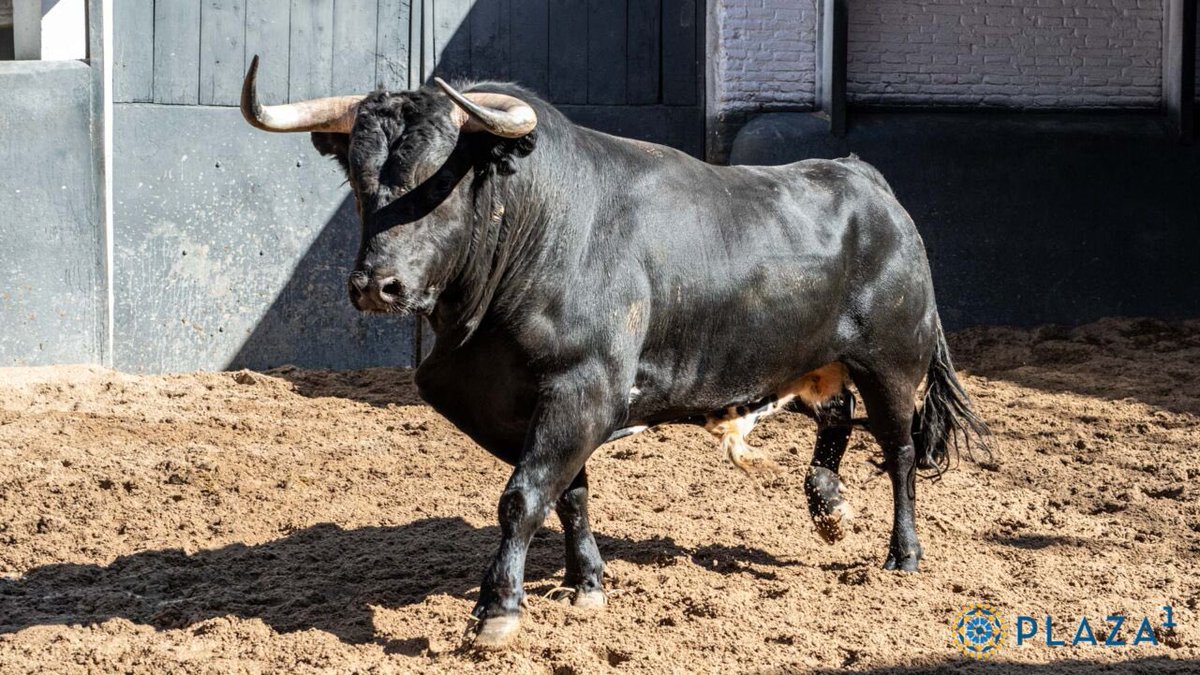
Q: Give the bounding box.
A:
[0,517,798,646]
[227,195,416,371]
[730,112,1200,331]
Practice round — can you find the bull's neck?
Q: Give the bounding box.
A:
[429,148,565,344]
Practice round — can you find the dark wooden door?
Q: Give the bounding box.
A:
[426,0,705,156]
[115,1,704,157]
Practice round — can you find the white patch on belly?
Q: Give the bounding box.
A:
[705,362,849,477]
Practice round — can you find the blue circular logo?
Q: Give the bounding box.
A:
[953,603,1005,660]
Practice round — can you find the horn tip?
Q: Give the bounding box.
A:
[241,55,264,129]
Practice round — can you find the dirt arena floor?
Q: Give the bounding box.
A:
[1,317,1198,674]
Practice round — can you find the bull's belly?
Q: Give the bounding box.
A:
[611,360,851,475]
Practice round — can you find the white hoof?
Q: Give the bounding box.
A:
[472,614,521,650]
[572,589,608,609]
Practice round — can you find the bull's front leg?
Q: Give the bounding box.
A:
[553,467,607,608]
[471,377,617,649]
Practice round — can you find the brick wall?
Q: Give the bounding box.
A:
[846,0,1164,107]
[716,0,1168,116]
[715,0,819,114]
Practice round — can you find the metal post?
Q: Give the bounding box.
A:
[1163,0,1195,144]
[819,0,847,137]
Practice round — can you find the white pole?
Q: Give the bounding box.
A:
[12,0,39,59]
[101,0,114,367]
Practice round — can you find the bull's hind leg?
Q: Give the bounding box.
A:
[852,370,923,571]
[805,388,855,544]
[552,467,606,608]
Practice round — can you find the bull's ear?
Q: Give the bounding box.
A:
[311,132,351,176]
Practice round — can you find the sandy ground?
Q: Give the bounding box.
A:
[0,317,1198,674]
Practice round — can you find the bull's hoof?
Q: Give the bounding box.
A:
[805,466,852,543]
[812,500,853,544]
[572,589,608,609]
[471,614,521,650]
[547,584,606,608]
[883,547,923,572]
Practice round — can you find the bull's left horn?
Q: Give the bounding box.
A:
[433,77,537,138]
[241,55,363,133]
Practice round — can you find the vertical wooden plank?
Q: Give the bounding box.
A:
[469,0,508,81]
[548,0,587,103]
[408,0,424,87]
[661,0,695,106]
[510,0,548,95]
[377,0,412,90]
[585,0,625,104]
[113,0,155,102]
[626,0,660,104]
[421,0,436,84]
[244,0,290,103]
[332,0,378,94]
[153,0,202,104]
[288,0,335,101]
[433,0,471,80]
[199,0,247,106]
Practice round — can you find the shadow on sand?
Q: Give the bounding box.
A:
[0,517,803,645]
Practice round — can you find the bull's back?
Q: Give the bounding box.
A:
[610,153,930,417]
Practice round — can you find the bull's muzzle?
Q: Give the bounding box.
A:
[348,270,403,313]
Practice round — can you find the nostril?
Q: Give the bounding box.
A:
[378,278,403,298]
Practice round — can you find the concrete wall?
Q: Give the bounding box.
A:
[112,104,416,373]
[847,0,1163,107]
[0,61,104,367]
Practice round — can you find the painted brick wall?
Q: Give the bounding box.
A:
[845,0,1164,107]
[716,0,1170,116]
[716,0,819,114]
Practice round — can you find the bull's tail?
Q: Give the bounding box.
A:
[913,315,991,477]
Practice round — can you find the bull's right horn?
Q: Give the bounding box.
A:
[433,77,537,138]
[241,55,363,133]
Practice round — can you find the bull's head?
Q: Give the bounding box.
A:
[240,56,537,318]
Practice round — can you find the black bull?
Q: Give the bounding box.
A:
[240,58,989,648]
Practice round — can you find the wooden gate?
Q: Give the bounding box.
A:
[114,0,705,156]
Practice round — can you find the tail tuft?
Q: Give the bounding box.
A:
[913,317,992,479]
